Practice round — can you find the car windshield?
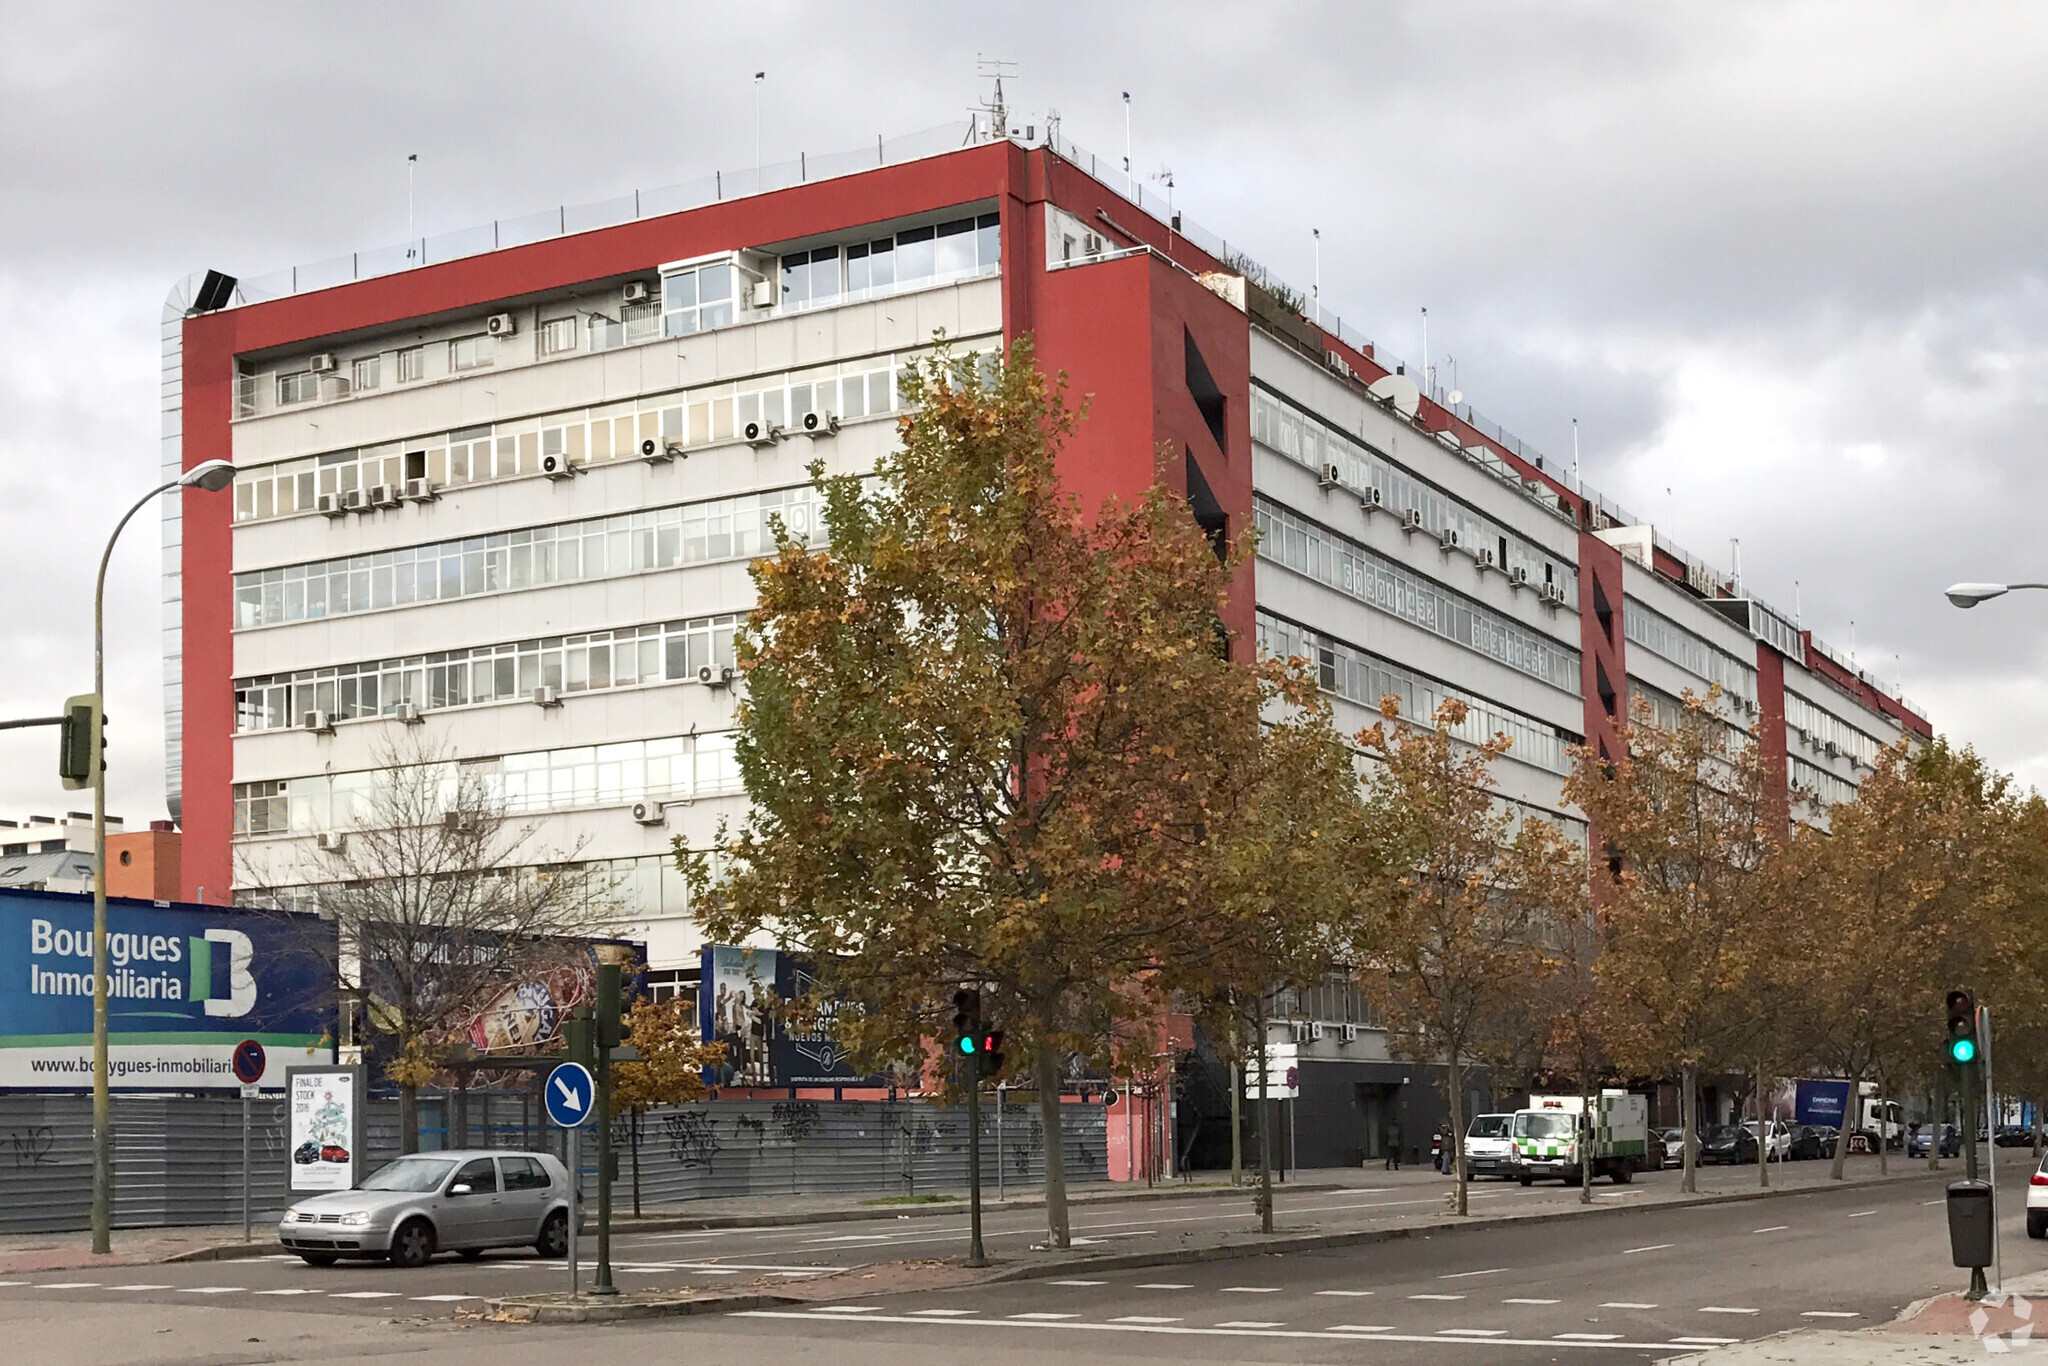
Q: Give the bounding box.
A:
[1515,1113,1575,1139]
[359,1157,456,1192]
[1705,1124,1742,1141]
[1468,1116,1510,1138]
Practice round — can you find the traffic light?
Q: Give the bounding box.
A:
[57,694,101,791]
[595,961,625,1050]
[1946,989,1978,1065]
[951,988,982,1059]
[979,1029,1004,1075]
[563,1009,595,1068]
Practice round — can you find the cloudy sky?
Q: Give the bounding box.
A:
[3,0,2046,824]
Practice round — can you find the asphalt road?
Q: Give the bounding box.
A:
[0,1159,2031,1365]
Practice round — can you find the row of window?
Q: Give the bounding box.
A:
[233,484,820,630]
[252,851,709,928]
[234,614,742,732]
[1257,613,1574,775]
[1252,388,1578,603]
[1253,498,1582,694]
[774,214,1001,314]
[1622,597,1758,702]
[1783,689,1883,766]
[233,731,743,837]
[1790,755,1860,808]
[233,349,916,523]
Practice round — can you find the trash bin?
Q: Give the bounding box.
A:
[1947,1179,1995,1269]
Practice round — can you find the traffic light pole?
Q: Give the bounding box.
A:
[1983,1006,2002,1296]
[593,963,621,1296]
[965,1056,987,1267]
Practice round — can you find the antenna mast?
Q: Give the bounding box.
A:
[972,55,1018,143]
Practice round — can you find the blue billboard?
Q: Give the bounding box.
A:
[0,887,333,1090]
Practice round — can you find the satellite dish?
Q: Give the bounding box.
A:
[1366,372,1421,418]
[1446,390,1463,407]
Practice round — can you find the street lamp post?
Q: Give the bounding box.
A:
[1945,582,2048,610]
[88,459,235,1255]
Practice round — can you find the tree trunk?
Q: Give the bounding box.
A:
[399,1084,420,1155]
[1579,1078,1593,1205]
[630,1110,642,1218]
[1032,1044,1071,1249]
[1680,1064,1699,1194]
[1757,1063,1769,1189]
[1447,1059,1467,1216]
[1875,1080,1889,1176]
[1928,1082,1942,1173]
[1829,1083,1851,1180]
[1255,1015,1274,1234]
[1229,1023,1243,1187]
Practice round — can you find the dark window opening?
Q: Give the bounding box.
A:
[1593,575,1617,646]
[1596,660,1618,718]
[1184,450,1228,562]
[1183,328,1229,452]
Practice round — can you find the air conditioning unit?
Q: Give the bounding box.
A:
[698,664,737,689]
[1359,485,1383,512]
[622,281,651,304]
[1824,740,1840,759]
[802,411,839,437]
[368,484,400,508]
[340,488,367,512]
[1476,547,1497,571]
[1289,1020,1312,1043]
[307,352,338,374]
[1318,463,1342,490]
[403,478,438,502]
[533,685,562,708]
[743,421,780,449]
[748,279,776,309]
[485,312,517,337]
[541,454,578,480]
[1310,1021,1325,1041]
[392,702,424,725]
[1541,582,1567,606]
[1439,527,1460,552]
[314,831,346,853]
[1402,507,1425,533]
[1510,565,1530,588]
[317,493,345,518]
[634,437,673,464]
[1325,350,1354,379]
[301,710,334,734]
[631,801,666,826]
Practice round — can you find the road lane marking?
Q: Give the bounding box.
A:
[329,1291,399,1299]
[1753,1226,1788,1233]
[1672,1337,1739,1345]
[1217,1321,1283,1329]
[1136,1283,1192,1289]
[1440,1267,1507,1279]
[746,1311,1737,1350]
[1010,1312,1078,1320]
[176,1287,244,1294]
[910,1310,976,1317]
[1503,1298,1559,1305]
[1220,1286,1282,1293]
[1047,1280,1105,1286]
[1330,1325,1394,1333]
[38,1283,100,1289]
[1314,1290,1375,1297]
[1601,1302,1657,1309]
[1621,1243,1673,1254]
[1111,1316,1181,1324]
[1410,1293,1465,1300]
[1924,1199,1945,1206]
[1848,1210,1876,1218]
[252,1289,321,1296]
[1556,1333,1621,1341]
[1802,1311,1860,1318]
[811,1305,880,1313]
[1440,1328,1509,1336]
[411,1295,480,1302]
[1699,1306,1759,1315]
[105,1285,172,1292]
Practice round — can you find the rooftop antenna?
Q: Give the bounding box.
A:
[974,54,1017,141]
[1312,228,1321,326]
[754,72,766,170]
[1730,538,1741,594]
[406,154,418,264]
[1420,306,1430,401]
[1122,91,1133,196]
[1794,580,1802,629]
[1571,418,1581,493]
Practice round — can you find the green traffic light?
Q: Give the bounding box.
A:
[1951,1037,1978,1064]
[957,1035,978,1055]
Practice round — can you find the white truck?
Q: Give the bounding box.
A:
[1511,1091,1649,1185]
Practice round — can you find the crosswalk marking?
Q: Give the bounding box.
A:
[1439,1328,1509,1337]
[1503,1298,1559,1305]
[1220,1286,1281,1293]
[1314,1290,1374,1297]
[411,1295,481,1303]
[1556,1332,1621,1341]
[1621,1244,1673,1255]
[253,1289,322,1296]
[1699,1306,1759,1315]
[1217,1321,1283,1329]
[1440,1267,1507,1279]
[1848,1211,1877,1219]
[1801,1311,1860,1318]
[1672,1337,1739,1345]
[1111,1316,1181,1324]
[1601,1302,1657,1309]
[811,1306,880,1313]
[1047,1279,1106,1286]
[910,1310,976,1317]
[329,1291,400,1299]
[1010,1312,1079,1320]
[1753,1226,1789,1234]
[1409,1293,1465,1301]
[177,1287,244,1295]
[0,1282,29,1288]
[105,1285,172,1292]
[1136,1283,1192,1290]
[1329,1325,1395,1333]
[39,1283,100,1289]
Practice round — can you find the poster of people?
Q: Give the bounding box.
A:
[287,1067,362,1192]
[698,945,886,1088]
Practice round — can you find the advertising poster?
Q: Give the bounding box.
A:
[287,1066,362,1192]
[699,945,887,1088]
[0,887,332,1091]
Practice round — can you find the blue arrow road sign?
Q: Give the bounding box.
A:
[544,1062,596,1128]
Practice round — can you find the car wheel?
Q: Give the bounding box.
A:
[2031,1212,2048,1240]
[1612,1165,1633,1185]
[536,1208,570,1259]
[386,1218,436,1269]
[298,1253,337,1268]
[458,1248,485,1262]
[1518,1174,1532,1187]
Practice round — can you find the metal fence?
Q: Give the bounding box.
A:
[0,1093,1105,1235]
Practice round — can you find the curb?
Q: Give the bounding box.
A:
[485,1291,804,1324]
[162,1242,278,1264]
[971,1168,1952,1284]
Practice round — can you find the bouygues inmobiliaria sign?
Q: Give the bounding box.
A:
[0,887,332,1090]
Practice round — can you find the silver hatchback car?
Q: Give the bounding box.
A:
[278,1149,576,1267]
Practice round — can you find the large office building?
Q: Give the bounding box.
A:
[165,117,1927,1162]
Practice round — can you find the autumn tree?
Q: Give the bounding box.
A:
[686,338,1336,1250]
[1566,691,1779,1194]
[612,996,728,1216]
[1350,697,1571,1217]
[241,733,606,1152]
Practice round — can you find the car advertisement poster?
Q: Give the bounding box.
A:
[699,945,890,1088]
[0,887,332,1091]
[287,1065,364,1192]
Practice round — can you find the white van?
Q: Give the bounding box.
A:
[1463,1113,1518,1178]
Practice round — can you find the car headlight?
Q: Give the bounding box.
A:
[290,1210,314,1222]
[338,1211,373,1227]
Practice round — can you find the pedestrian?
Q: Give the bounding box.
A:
[1385,1118,1403,1171]
[1435,1120,1454,1174]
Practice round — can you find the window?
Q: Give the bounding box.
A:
[450,1158,497,1194]
[449,335,493,372]
[351,356,380,391]
[276,371,317,406]
[781,247,842,311]
[396,346,425,383]
[1624,599,1757,702]
[540,317,578,356]
[832,213,1000,305]
[662,260,736,337]
[498,1156,550,1191]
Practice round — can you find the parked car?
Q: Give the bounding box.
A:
[1658,1127,1687,1168]
[1909,1124,1962,1158]
[1463,1113,1519,1179]
[1699,1123,1750,1165]
[1641,1128,1668,1173]
[1995,1126,2036,1148]
[277,1149,576,1268]
[1741,1119,1793,1162]
[1790,1125,1839,1161]
[2028,1153,2048,1238]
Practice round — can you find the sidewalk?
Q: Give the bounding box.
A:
[1659,1268,2048,1363]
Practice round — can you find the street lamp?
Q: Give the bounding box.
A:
[87,458,235,1254]
[1944,582,2048,609]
